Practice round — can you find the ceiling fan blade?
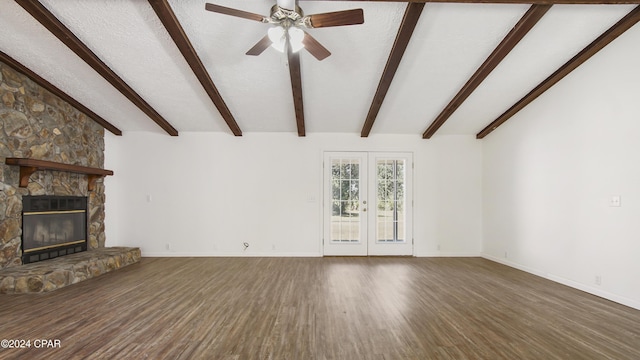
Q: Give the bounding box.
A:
[306,9,364,28]
[287,45,305,136]
[301,32,331,61]
[246,35,272,56]
[204,3,267,23]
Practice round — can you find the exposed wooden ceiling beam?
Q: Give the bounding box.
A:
[14,0,179,136]
[361,3,424,137]
[288,46,306,137]
[301,0,640,4]
[422,4,551,139]
[148,0,243,136]
[477,5,640,139]
[0,50,122,136]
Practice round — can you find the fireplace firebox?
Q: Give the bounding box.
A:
[22,196,88,264]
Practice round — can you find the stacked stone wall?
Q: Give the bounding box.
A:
[0,60,106,269]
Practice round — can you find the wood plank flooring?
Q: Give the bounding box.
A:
[0,257,639,359]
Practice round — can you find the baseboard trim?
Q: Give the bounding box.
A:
[142,252,322,258]
[416,252,481,257]
[482,253,640,311]
[143,252,483,258]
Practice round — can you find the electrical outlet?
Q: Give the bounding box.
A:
[595,275,602,285]
[437,244,441,251]
[609,195,621,207]
[504,251,508,259]
[165,243,170,251]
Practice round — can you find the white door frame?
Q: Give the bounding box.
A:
[323,151,413,256]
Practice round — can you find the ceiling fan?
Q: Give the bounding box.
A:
[205,0,364,61]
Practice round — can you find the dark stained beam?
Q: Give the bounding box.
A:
[14,0,179,136]
[361,3,424,137]
[287,46,306,137]
[423,4,551,139]
[0,50,122,136]
[477,5,640,139]
[148,0,243,136]
[301,0,640,4]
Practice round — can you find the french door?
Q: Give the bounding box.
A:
[323,152,413,256]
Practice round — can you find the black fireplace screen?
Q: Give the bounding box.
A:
[22,196,88,264]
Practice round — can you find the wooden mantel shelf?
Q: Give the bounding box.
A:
[5,158,113,191]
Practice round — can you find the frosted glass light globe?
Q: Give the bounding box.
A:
[288,27,305,53]
[268,26,286,53]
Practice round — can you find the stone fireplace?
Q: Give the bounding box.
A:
[0,51,141,294]
[1,59,106,269]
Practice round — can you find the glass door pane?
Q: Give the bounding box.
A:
[324,152,368,256]
[376,159,405,243]
[368,153,413,256]
[330,158,361,242]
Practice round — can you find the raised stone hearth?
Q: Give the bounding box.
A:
[0,247,140,294]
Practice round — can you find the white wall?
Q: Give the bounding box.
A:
[101,21,640,312]
[104,133,482,258]
[482,25,640,309]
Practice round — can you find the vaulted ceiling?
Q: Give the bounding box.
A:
[1,0,638,138]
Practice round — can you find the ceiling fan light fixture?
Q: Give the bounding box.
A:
[206,2,365,61]
[267,25,304,53]
[268,26,286,52]
[288,27,305,53]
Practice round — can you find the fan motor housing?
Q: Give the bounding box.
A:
[270,5,303,22]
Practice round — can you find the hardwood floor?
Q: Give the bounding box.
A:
[1,257,639,359]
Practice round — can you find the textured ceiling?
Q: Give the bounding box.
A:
[0,1,637,137]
